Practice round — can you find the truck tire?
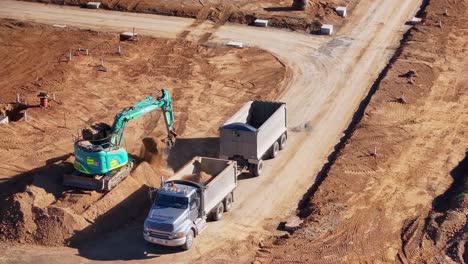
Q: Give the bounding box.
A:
[271,141,280,159]
[224,193,233,212]
[181,229,194,251]
[250,160,263,176]
[212,202,224,221]
[279,133,287,150]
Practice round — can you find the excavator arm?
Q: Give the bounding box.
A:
[111,89,177,147]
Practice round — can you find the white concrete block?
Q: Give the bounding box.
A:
[120,32,138,41]
[336,6,347,17]
[0,115,9,125]
[254,19,268,27]
[408,17,422,25]
[87,2,101,9]
[226,41,244,48]
[320,24,334,35]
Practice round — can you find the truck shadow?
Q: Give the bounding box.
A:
[71,185,187,260]
[166,137,219,171]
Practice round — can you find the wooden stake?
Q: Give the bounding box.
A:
[16,94,20,103]
[68,51,72,61]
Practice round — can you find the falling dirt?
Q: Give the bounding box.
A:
[0,19,286,246]
[25,0,350,32]
[253,0,468,263]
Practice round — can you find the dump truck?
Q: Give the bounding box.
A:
[143,157,238,250]
[219,100,287,176]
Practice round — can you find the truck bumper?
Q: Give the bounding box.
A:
[143,233,186,247]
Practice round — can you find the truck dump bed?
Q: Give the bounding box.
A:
[171,157,237,215]
[219,101,286,161]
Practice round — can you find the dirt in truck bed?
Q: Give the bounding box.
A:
[25,0,350,31]
[0,20,286,246]
[253,0,468,263]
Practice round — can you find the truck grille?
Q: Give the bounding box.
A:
[147,221,173,232]
[149,231,170,240]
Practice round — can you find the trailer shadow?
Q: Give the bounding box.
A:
[166,137,219,171]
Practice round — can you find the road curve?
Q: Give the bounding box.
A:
[0,0,422,263]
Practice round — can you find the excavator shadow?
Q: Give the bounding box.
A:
[166,137,219,171]
[0,153,73,201]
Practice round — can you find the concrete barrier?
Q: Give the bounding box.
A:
[226,41,244,48]
[336,6,347,17]
[120,32,137,41]
[87,2,101,9]
[408,17,422,25]
[320,24,334,35]
[254,19,268,27]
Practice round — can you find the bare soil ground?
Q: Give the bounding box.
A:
[25,0,350,31]
[254,0,468,263]
[0,19,286,246]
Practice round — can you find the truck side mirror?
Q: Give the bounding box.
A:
[195,197,200,207]
[148,187,158,201]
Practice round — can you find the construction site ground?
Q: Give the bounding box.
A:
[0,18,286,246]
[2,0,463,263]
[27,0,350,31]
[254,0,468,263]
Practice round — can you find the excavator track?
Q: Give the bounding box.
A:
[63,160,135,191]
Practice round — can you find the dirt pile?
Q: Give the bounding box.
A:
[0,158,168,246]
[182,172,214,184]
[25,0,349,31]
[253,0,468,262]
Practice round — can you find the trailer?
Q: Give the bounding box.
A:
[144,157,237,250]
[219,100,287,176]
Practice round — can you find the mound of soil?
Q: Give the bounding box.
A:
[0,158,168,246]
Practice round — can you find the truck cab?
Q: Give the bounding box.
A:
[143,181,205,250]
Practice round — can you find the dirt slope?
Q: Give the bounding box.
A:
[25,0,349,31]
[254,0,468,262]
[0,20,286,246]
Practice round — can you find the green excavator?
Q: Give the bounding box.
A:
[63,89,176,191]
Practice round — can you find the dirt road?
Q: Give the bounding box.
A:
[0,0,423,262]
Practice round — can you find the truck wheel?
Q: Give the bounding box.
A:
[224,193,233,212]
[279,133,287,150]
[271,141,280,159]
[181,230,194,251]
[212,202,224,221]
[250,160,263,176]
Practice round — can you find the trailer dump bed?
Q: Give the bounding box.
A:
[220,101,287,162]
[171,157,237,215]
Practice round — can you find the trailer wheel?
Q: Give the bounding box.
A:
[224,193,233,212]
[271,141,280,159]
[279,133,287,150]
[181,230,194,251]
[212,202,224,221]
[250,160,263,176]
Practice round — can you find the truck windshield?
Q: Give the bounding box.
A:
[155,194,188,209]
